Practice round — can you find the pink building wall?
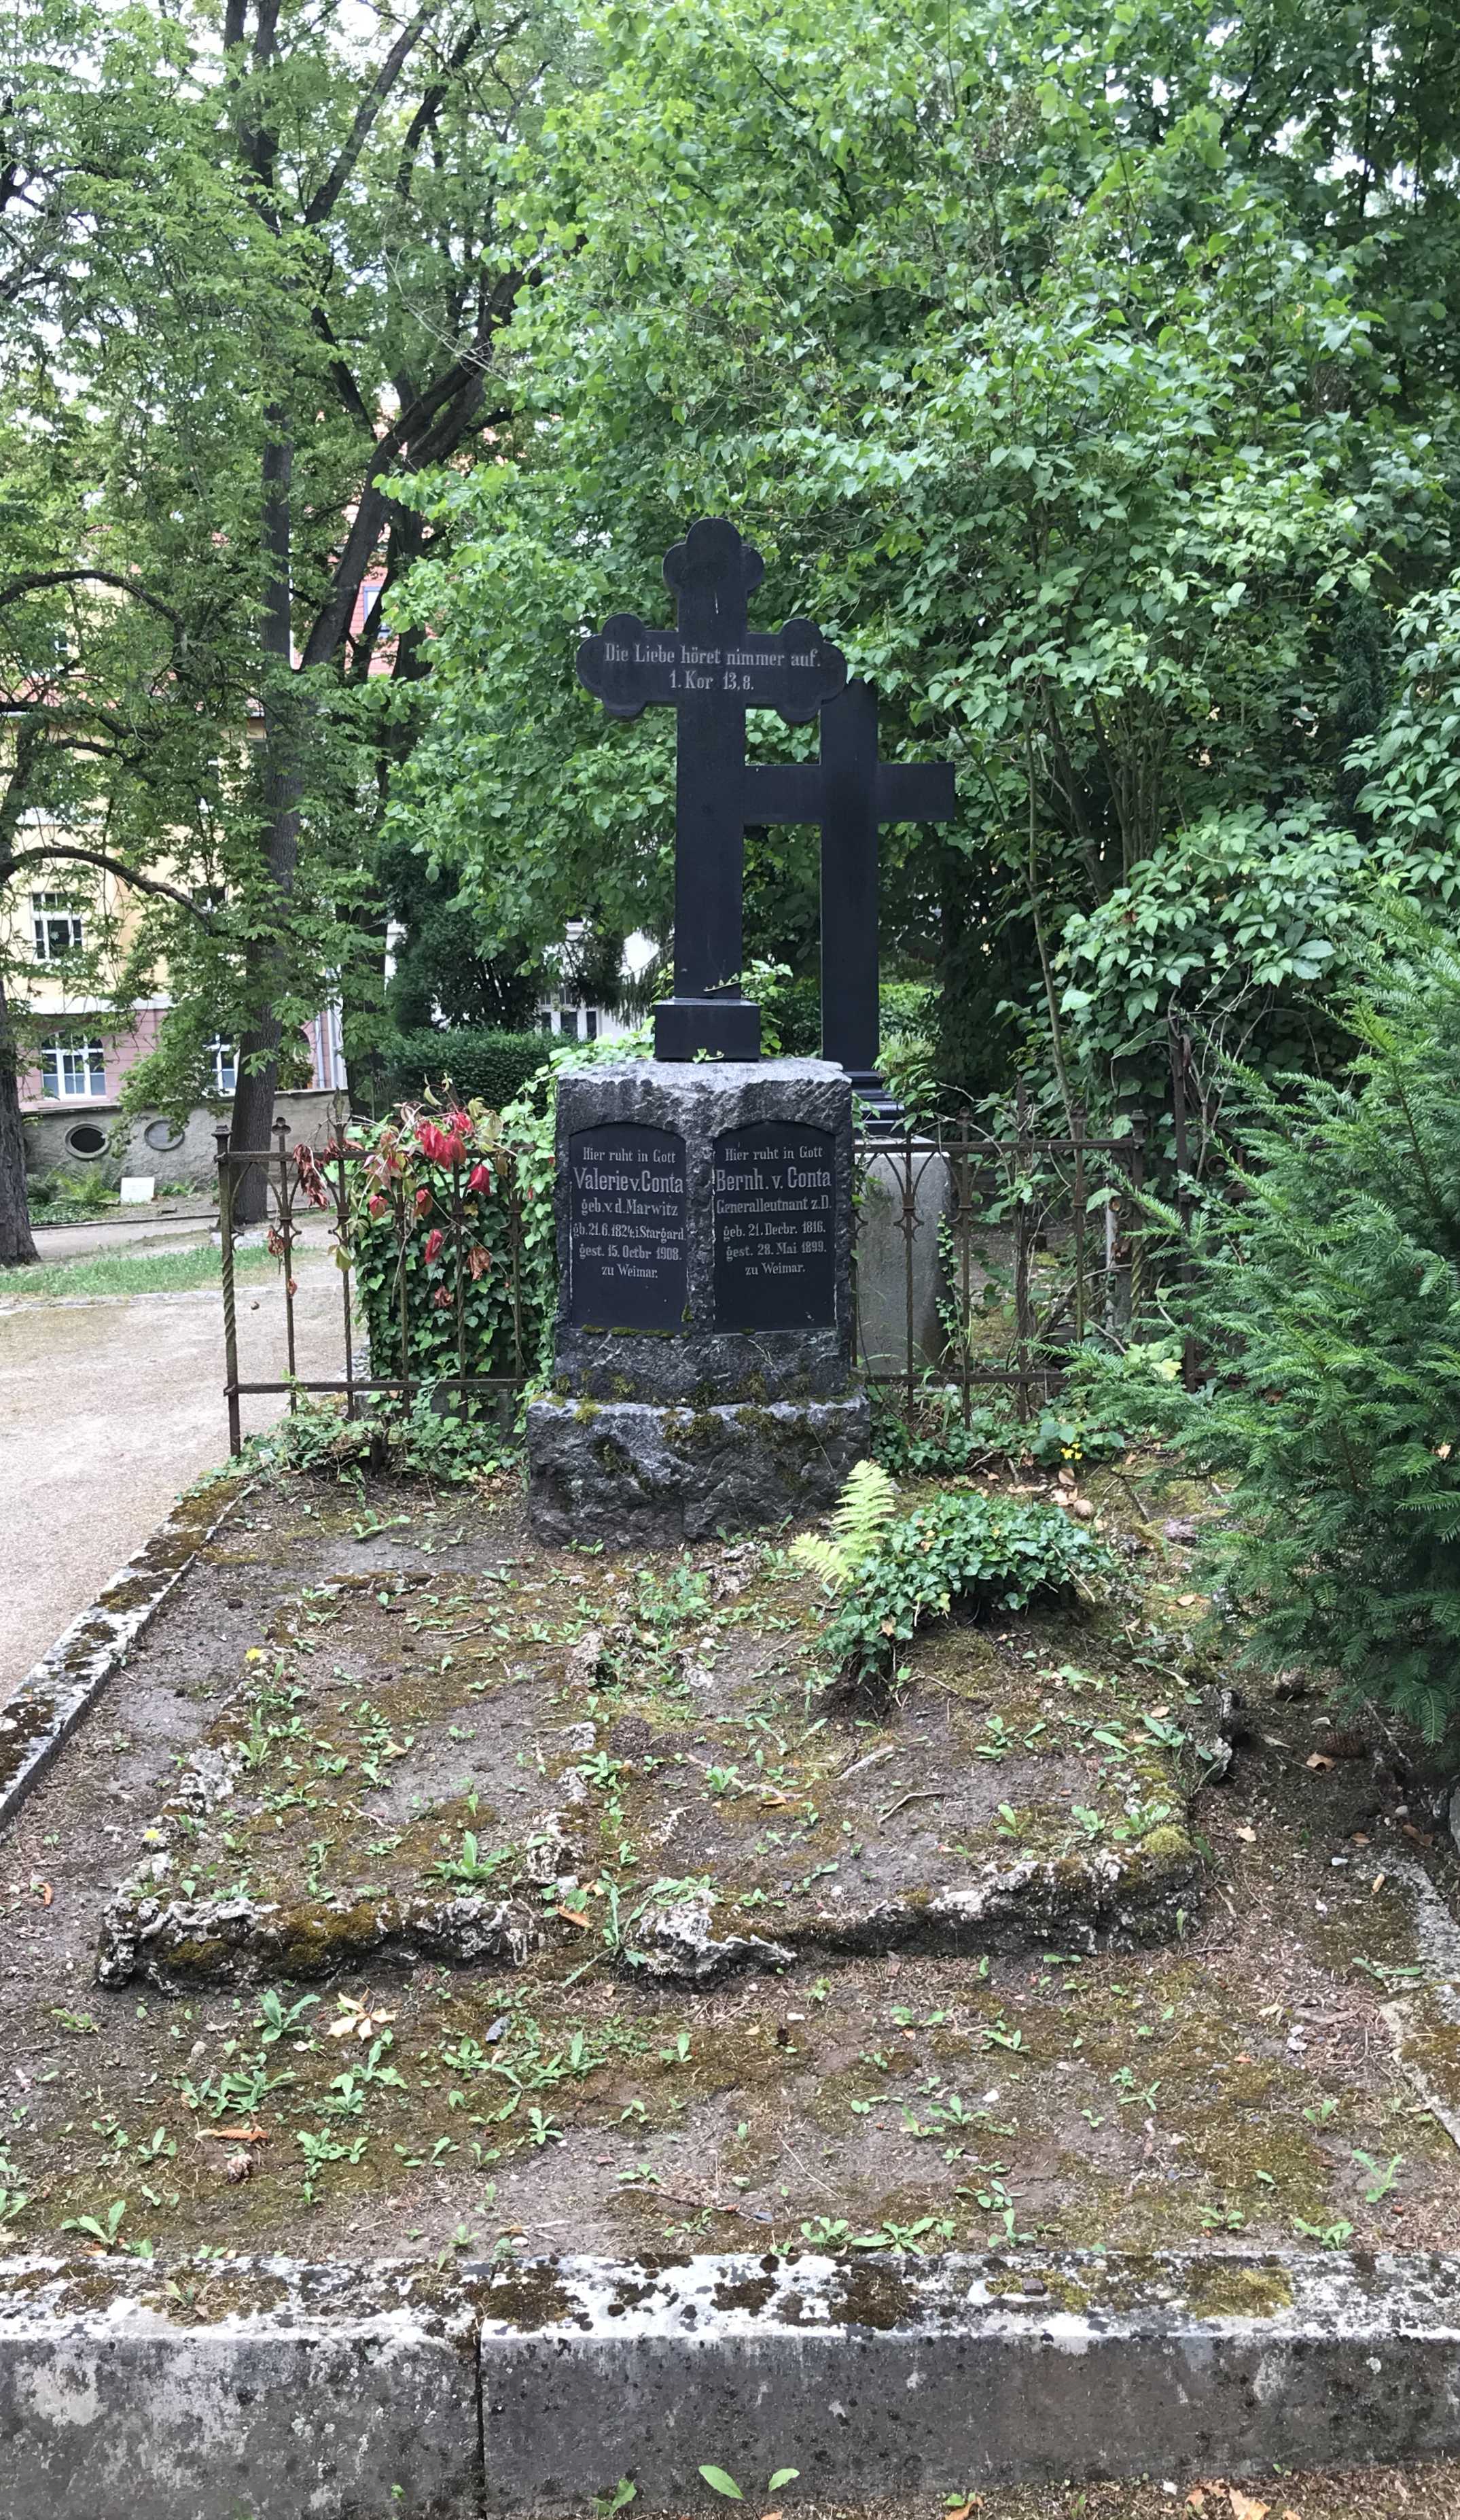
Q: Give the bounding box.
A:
[18,1004,343,1110]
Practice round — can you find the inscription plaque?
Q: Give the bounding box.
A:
[567,1123,688,1332]
[713,1121,836,1332]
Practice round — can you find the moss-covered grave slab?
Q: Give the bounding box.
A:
[88,1494,1215,1993]
[3,1448,1460,2288]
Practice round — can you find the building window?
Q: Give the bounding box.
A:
[40,1034,107,1099]
[207,1037,236,1094]
[536,1000,602,1041]
[32,892,85,961]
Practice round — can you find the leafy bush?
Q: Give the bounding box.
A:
[871,1351,1179,1480]
[385,1027,549,1113]
[872,1388,1022,1476]
[349,1026,652,1398]
[245,1386,516,1484]
[346,1093,554,1394]
[1175,925,1460,1737]
[1027,1338,1191,1461]
[25,1166,114,1217]
[794,1460,1105,1681]
[878,981,939,1120]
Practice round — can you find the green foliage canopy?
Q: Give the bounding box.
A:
[389,0,1460,1102]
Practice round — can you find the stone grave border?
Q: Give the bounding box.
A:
[1,2244,1459,2515]
[0,1473,252,1832]
[5,1510,1460,2511]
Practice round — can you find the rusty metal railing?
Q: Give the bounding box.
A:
[217,1107,1147,1452]
[215,1113,531,1457]
[851,1110,1147,1422]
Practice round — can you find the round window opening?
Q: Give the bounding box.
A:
[65,1122,107,1160]
[143,1117,186,1155]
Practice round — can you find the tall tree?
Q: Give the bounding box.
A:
[0,0,577,1250]
[192,0,573,1212]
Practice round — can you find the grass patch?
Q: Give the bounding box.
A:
[0,1243,282,1303]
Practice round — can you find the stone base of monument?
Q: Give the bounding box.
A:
[526,1390,870,1549]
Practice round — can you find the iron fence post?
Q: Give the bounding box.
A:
[334,1132,356,1419]
[215,1123,243,1458]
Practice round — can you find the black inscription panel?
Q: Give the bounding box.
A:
[568,1124,688,1332]
[581,620,843,722]
[713,1122,836,1332]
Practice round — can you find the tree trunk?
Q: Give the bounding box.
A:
[0,970,37,1265]
[230,420,302,1223]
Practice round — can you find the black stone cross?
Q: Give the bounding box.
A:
[746,680,956,1113]
[576,518,846,1060]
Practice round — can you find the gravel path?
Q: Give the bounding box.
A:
[0,1253,344,1701]
[27,1195,217,1261]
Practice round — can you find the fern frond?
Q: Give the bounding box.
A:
[789,1531,847,1591]
[830,1458,897,1566]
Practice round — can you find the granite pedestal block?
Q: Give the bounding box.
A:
[526,1392,870,1547]
[527,1057,867,1544]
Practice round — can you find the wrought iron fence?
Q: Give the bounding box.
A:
[215,1113,532,1456]
[216,1106,1149,1453]
[851,1110,1147,1421]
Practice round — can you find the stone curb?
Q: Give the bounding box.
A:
[0,1476,251,1834]
[0,2253,478,2519]
[2,2246,1459,2516]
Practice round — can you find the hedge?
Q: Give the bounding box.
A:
[385,1027,548,1113]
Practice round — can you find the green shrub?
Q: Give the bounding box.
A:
[385,1027,548,1113]
[1023,1338,1191,1463]
[349,1026,652,1398]
[870,1350,1179,1479]
[794,1459,1105,1681]
[1174,924,1460,1737]
[347,1093,555,1395]
[25,1166,114,1217]
[245,1387,516,1484]
[872,1387,1022,1475]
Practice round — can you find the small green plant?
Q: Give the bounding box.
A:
[296,2127,368,2203]
[427,1831,513,1887]
[1353,2148,1404,2203]
[870,1388,1022,1477]
[791,1458,897,1590]
[592,2483,637,2519]
[697,2466,799,2504]
[1292,2214,1355,2250]
[255,1988,319,2044]
[60,2199,128,2250]
[247,1384,517,1486]
[797,1461,1107,1681]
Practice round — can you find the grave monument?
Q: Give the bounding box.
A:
[527,519,872,1544]
[748,678,956,1121]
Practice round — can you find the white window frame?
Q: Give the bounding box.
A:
[31,891,85,962]
[39,1034,107,1099]
[536,998,600,1041]
[207,1036,236,1094]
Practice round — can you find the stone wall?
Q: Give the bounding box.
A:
[22,1089,349,1187]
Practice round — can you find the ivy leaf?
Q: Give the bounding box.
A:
[698,2468,744,2501]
